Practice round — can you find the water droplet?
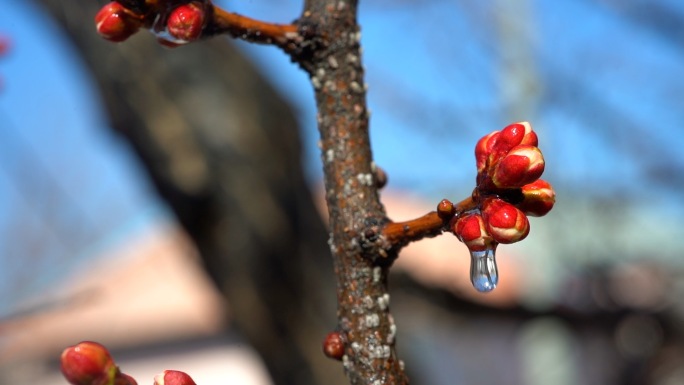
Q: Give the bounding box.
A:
[148,12,188,45]
[469,247,498,292]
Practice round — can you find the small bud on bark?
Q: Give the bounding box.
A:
[323,331,345,360]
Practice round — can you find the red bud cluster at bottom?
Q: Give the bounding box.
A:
[452,213,493,252]
[451,197,530,252]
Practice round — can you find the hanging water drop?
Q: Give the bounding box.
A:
[469,247,498,292]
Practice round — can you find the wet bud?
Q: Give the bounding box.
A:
[482,199,529,244]
[60,341,116,385]
[475,131,499,173]
[517,179,555,217]
[494,121,538,154]
[154,370,197,385]
[491,144,545,189]
[167,3,206,43]
[452,213,494,252]
[95,2,141,42]
[323,331,345,361]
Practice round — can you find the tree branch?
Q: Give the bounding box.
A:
[284,1,409,384]
[382,197,478,249]
[207,6,300,48]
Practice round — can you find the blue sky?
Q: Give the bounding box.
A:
[1,0,684,317]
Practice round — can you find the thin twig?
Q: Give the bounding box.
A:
[382,197,478,247]
[207,6,300,47]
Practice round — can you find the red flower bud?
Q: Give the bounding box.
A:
[95,2,141,42]
[323,331,345,361]
[494,121,538,154]
[167,3,206,43]
[517,179,556,217]
[154,370,197,385]
[491,144,545,189]
[475,131,499,173]
[60,341,117,385]
[452,213,494,251]
[482,199,529,244]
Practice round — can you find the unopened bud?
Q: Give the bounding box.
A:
[517,179,555,217]
[494,121,538,154]
[475,131,499,173]
[60,341,116,385]
[95,2,141,42]
[452,213,494,252]
[482,199,529,244]
[154,370,197,385]
[491,144,545,189]
[323,331,345,361]
[167,3,206,43]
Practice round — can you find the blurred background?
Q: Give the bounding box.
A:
[1,0,684,384]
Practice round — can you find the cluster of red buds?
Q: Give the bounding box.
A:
[95,1,210,46]
[449,122,555,292]
[61,341,196,385]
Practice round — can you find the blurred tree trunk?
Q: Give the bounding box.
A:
[36,1,345,384]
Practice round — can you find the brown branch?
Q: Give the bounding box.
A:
[207,6,300,47]
[383,197,478,248]
[285,1,411,384]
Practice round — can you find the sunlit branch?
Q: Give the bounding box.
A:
[382,197,477,247]
[207,6,300,47]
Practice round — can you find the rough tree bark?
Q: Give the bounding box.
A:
[291,2,410,384]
